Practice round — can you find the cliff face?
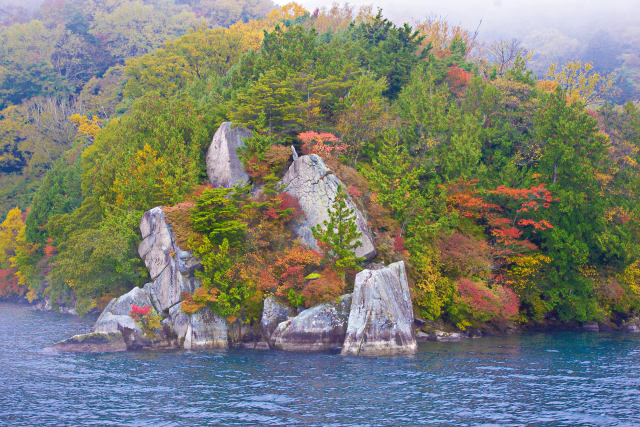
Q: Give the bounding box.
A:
[138,207,200,314]
[53,123,419,356]
[281,154,376,261]
[54,205,235,352]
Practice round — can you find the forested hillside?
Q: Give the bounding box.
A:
[1,2,640,331]
[0,0,275,217]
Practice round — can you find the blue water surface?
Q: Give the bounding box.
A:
[1,302,639,426]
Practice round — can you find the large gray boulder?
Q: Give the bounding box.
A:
[93,313,139,335]
[623,318,640,333]
[138,207,200,313]
[184,307,229,350]
[206,122,252,188]
[92,286,151,335]
[341,261,417,356]
[55,285,168,352]
[270,294,352,352]
[91,286,175,350]
[261,296,295,347]
[281,154,375,260]
[97,287,151,319]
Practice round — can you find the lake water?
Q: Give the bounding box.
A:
[1,302,639,425]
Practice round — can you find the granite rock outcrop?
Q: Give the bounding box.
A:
[270,294,352,352]
[341,261,417,356]
[281,154,376,260]
[206,122,252,188]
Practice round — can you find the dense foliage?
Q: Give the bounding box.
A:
[2,3,640,331]
[0,0,275,219]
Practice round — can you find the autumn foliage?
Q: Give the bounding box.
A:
[437,232,491,278]
[0,268,23,298]
[435,179,558,324]
[445,179,554,259]
[129,304,162,338]
[243,144,291,183]
[445,65,471,96]
[130,304,151,316]
[456,278,519,321]
[298,131,347,157]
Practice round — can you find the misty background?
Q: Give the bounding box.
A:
[273,0,640,102]
[277,0,638,38]
[2,0,639,101]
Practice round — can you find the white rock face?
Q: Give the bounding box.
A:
[89,286,176,350]
[72,206,234,352]
[281,154,376,260]
[184,307,229,349]
[168,303,190,344]
[206,122,252,188]
[626,322,640,333]
[624,317,640,333]
[92,287,151,335]
[270,295,352,352]
[138,207,200,313]
[261,296,295,347]
[93,313,139,335]
[101,287,151,317]
[341,262,417,356]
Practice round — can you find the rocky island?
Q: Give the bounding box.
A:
[54,123,417,355]
[3,1,640,425]
[1,2,639,362]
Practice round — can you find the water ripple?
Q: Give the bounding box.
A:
[1,303,640,425]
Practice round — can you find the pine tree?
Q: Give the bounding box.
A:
[312,186,364,277]
[190,186,249,247]
[533,88,610,321]
[361,129,422,222]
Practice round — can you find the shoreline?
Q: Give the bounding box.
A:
[3,300,637,351]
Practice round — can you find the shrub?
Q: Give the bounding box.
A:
[255,245,346,308]
[238,135,291,183]
[300,267,344,307]
[163,202,197,249]
[446,65,471,96]
[264,245,323,307]
[190,186,250,247]
[456,278,519,322]
[437,232,491,278]
[164,184,212,248]
[298,131,346,157]
[192,237,257,321]
[409,252,454,321]
[130,304,162,338]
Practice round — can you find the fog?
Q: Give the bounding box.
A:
[4,0,636,41]
[271,0,639,87]
[276,0,638,40]
[3,0,637,82]
[0,0,42,9]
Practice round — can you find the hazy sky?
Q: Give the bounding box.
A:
[275,0,638,40]
[3,0,636,41]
